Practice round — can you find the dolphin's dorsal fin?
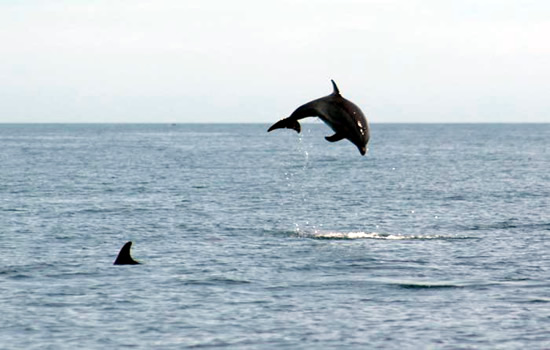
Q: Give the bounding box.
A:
[331,80,340,95]
[114,241,140,265]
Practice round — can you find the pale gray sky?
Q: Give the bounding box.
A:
[1,0,549,123]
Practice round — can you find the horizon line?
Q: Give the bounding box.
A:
[1,121,549,125]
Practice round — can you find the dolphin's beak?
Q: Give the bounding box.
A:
[359,146,366,156]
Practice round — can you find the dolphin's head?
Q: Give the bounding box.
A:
[347,114,370,156]
[351,128,369,155]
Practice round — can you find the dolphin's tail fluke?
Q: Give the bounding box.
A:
[267,118,301,133]
[113,241,140,265]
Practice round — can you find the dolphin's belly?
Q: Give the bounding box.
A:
[318,104,356,132]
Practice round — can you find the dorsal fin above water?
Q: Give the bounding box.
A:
[113,241,140,265]
[331,80,340,95]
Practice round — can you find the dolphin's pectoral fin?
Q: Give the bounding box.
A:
[267,118,301,133]
[325,133,345,142]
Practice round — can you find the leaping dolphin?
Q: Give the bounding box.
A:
[113,241,140,265]
[268,80,370,155]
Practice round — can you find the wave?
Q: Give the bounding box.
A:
[392,281,464,289]
[0,208,27,212]
[374,278,495,290]
[294,230,476,241]
[184,277,252,286]
[462,220,550,231]
[0,262,58,279]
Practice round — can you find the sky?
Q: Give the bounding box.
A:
[1,0,549,123]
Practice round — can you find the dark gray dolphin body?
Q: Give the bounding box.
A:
[268,80,370,155]
[113,241,140,265]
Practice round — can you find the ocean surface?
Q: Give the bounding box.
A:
[1,123,549,349]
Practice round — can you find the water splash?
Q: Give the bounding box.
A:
[279,128,323,232]
[296,130,311,171]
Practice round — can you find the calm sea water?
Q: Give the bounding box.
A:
[1,123,549,349]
